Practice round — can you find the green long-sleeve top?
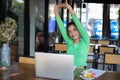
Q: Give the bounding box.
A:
[55,13,90,66]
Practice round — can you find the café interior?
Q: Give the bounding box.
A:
[0,0,120,80]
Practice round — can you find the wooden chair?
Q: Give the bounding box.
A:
[103,53,120,71]
[98,46,115,63]
[87,46,94,63]
[99,46,115,55]
[90,40,97,44]
[98,40,110,45]
[54,43,66,53]
[89,46,94,54]
[19,56,35,64]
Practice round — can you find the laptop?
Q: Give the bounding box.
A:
[35,52,74,80]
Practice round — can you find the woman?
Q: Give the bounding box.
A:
[54,0,90,67]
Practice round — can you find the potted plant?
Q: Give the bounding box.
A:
[0,17,17,66]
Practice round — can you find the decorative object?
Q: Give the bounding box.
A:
[0,17,17,43]
[1,43,10,66]
[0,17,17,66]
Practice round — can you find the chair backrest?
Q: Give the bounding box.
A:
[19,56,35,64]
[98,40,109,45]
[89,46,94,54]
[104,53,120,64]
[90,40,96,44]
[54,43,66,51]
[87,46,94,63]
[103,53,120,71]
[99,46,115,54]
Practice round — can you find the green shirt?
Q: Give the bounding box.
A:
[55,14,90,66]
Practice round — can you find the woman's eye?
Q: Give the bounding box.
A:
[73,28,77,31]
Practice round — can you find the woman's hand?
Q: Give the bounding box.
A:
[64,0,74,15]
[54,3,66,16]
[54,0,74,16]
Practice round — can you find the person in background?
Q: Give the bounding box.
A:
[54,0,90,69]
[35,32,44,52]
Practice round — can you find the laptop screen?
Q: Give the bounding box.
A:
[35,52,74,80]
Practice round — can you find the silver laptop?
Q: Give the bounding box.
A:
[35,52,74,80]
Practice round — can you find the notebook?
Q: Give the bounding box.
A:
[35,52,74,80]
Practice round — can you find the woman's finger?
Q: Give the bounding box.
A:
[65,0,68,3]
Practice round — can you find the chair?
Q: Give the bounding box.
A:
[54,43,66,53]
[98,46,115,63]
[90,40,97,44]
[91,46,115,69]
[99,46,115,55]
[89,46,94,54]
[98,40,110,45]
[103,53,120,71]
[19,56,35,64]
[87,46,94,63]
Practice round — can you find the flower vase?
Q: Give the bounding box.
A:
[1,43,10,66]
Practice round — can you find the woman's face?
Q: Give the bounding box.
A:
[68,24,80,42]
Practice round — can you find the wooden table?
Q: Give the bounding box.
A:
[0,62,120,80]
[0,62,49,80]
